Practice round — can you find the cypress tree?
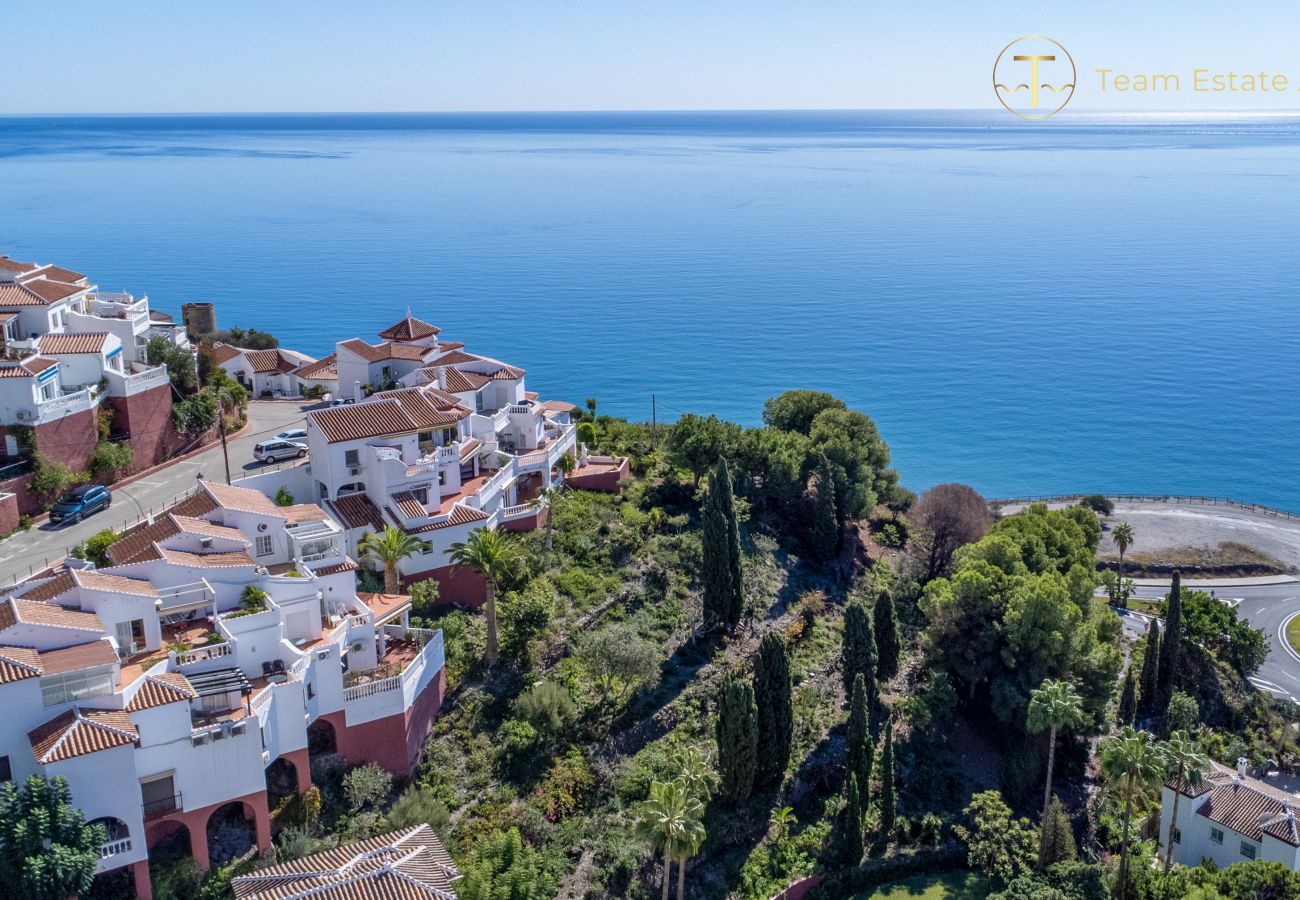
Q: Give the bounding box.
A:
[702,459,744,633]
[1118,669,1137,727]
[1138,621,1161,716]
[1158,570,1183,712]
[878,716,896,837]
[841,598,877,698]
[873,590,901,682]
[754,632,793,784]
[830,773,864,865]
[1040,794,1077,866]
[846,673,873,802]
[715,671,758,805]
[811,455,840,562]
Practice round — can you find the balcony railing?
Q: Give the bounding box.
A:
[343,672,402,701]
[500,503,535,521]
[142,793,181,818]
[32,388,95,423]
[100,837,132,859]
[173,643,233,666]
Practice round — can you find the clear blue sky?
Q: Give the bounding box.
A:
[7,0,1300,112]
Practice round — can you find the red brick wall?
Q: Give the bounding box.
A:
[399,563,489,607]
[502,507,544,532]
[566,458,630,493]
[33,407,98,471]
[0,491,18,534]
[104,383,187,472]
[325,667,446,776]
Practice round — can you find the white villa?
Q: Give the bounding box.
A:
[240,313,628,604]
[210,344,319,399]
[1160,759,1300,871]
[0,478,446,900]
[0,254,184,430]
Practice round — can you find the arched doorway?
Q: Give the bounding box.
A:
[265,756,299,806]
[206,801,256,866]
[307,717,337,757]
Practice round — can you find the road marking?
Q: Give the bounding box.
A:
[1277,611,1300,668]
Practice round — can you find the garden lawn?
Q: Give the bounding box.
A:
[1287,612,1300,658]
[850,870,990,900]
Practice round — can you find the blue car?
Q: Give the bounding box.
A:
[50,484,112,524]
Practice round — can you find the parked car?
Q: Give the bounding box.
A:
[275,428,307,442]
[255,440,308,464]
[329,397,354,406]
[50,484,112,524]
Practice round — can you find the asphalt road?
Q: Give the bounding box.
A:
[0,400,311,587]
[1117,580,1300,705]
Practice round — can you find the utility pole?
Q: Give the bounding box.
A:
[218,397,232,484]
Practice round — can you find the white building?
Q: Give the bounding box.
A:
[0,478,446,900]
[211,344,317,399]
[1160,759,1300,871]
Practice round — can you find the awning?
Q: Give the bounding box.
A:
[184,667,251,697]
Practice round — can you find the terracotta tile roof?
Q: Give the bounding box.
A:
[309,399,418,443]
[0,311,16,322]
[408,504,489,533]
[488,365,525,380]
[371,388,469,429]
[1181,766,1300,846]
[0,646,43,684]
[38,332,112,355]
[294,353,337,381]
[204,480,282,515]
[421,387,463,409]
[29,708,139,764]
[440,368,489,393]
[378,314,440,342]
[1,598,102,632]
[106,516,184,566]
[338,339,428,363]
[384,342,431,361]
[283,503,329,524]
[0,256,38,275]
[25,356,59,376]
[312,558,359,577]
[539,399,578,414]
[34,264,86,283]
[337,338,387,363]
[245,348,299,374]
[210,343,244,364]
[20,571,77,603]
[158,547,257,569]
[0,362,34,378]
[74,570,159,597]
[19,278,85,304]
[0,356,63,379]
[127,672,197,711]
[458,438,481,459]
[171,491,220,518]
[231,824,458,900]
[429,350,482,367]
[38,639,118,675]
[172,515,248,542]
[390,491,427,519]
[436,341,464,353]
[326,494,387,532]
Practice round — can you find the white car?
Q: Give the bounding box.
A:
[275,428,307,442]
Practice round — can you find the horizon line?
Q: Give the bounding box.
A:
[5,107,1300,117]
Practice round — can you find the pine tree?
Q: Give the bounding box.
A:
[873,590,901,682]
[830,773,864,866]
[846,673,873,802]
[702,459,744,633]
[811,455,840,562]
[878,717,896,837]
[1118,669,1137,727]
[1157,571,1183,716]
[841,598,877,698]
[715,672,758,805]
[1040,794,1077,866]
[754,632,793,784]
[1138,621,1161,716]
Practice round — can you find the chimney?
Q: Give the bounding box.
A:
[1238,757,1249,779]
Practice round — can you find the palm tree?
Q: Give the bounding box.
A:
[448,527,522,664]
[1112,522,1136,599]
[769,805,796,840]
[1027,679,1087,867]
[558,451,577,481]
[674,814,706,900]
[356,525,426,594]
[673,747,716,805]
[1101,727,1165,899]
[529,486,560,551]
[635,779,703,900]
[1160,730,1208,872]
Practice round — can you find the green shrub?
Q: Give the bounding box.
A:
[342,763,392,813]
[385,786,449,837]
[28,455,88,502]
[88,441,133,477]
[274,486,294,507]
[535,748,594,822]
[514,682,577,748]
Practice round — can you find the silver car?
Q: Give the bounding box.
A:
[255,439,308,464]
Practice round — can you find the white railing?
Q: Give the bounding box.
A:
[122,364,170,394]
[35,388,94,422]
[438,444,459,463]
[343,672,402,701]
[492,406,511,430]
[509,404,532,415]
[250,685,274,712]
[298,548,341,563]
[173,643,232,666]
[500,503,534,521]
[480,459,515,498]
[100,837,132,859]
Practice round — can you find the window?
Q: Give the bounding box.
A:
[1210,827,1224,844]
[41,666,116,707]
[344,448,360,468]
[0,756,11,783]
[1172,827,1181,844]
[255,535,274,557]
[1241,841,1256,860]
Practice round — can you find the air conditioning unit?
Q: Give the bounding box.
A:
[349,467,361,476]
[199,537,213,549]
[231,721,247,736]
[350,642,364,653]
[15,410,31,422]
[191,733,208,746]
[211,728,226,741]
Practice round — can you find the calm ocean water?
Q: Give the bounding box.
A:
[2,111,1298,508]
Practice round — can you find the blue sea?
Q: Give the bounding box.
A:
[2,111,1298,508]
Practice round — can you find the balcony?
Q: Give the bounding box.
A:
[99,836,133,860]
[86,293,150,325]
[20,387,97,425]
[142,792,181,819]
[105,363,170,398]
